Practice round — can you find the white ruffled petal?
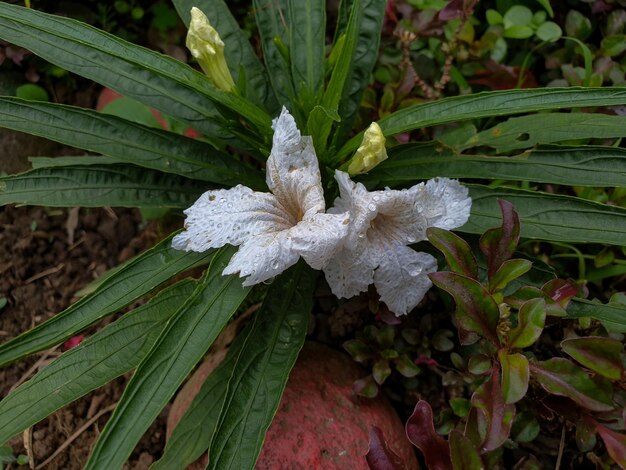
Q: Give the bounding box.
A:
[373,244,438,316]
[171,185,292,252]
[266,108,326,218]
[290,212,350,269]
[222,231,299,286]
[416,177,472,231]
[323,241,378,299]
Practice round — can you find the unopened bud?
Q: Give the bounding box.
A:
[186,7,235,92]
[345,122,388,175]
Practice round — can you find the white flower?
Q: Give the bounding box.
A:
[324,171,472,316]
[172,108,349,286]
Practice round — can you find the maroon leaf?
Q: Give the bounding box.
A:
[471,367,516,452]
[542,279,578,308]
[530,358,614,412]
[427,227,478,280]
[449,430,485,470]
[439,0,464,21]
[429,272,500,345]
[561,336,625,381]
[479,199,520,280]
[508,298,546,349]
[498,351,529,404]
[591,419,626,468]
[367,426,408,470]
[406,401,452,470]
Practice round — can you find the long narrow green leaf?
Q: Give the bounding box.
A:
[566,298,626,327]
[311,0,366,154]
[461,185,626,246]
[208,262,316,470]
[155,263,315,470]
[0,280,195,443]
[253,0,296,115]
[360,143,626,188]
[331,0,385,146]
[0,165,205,208]
[288,0,326,115]
[29,156,122,168]
[84,248,249,470]
[0,2,272,138]
[335,87,626,162]
[466,113,626,152]
[0,98,265,189]
[0,234,214,368]
[172,0,276,112]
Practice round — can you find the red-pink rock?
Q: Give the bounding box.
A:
[168,342,419,469]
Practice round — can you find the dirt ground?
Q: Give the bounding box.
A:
[0,204,165,469]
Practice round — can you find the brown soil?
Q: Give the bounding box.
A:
[0,204,164,469]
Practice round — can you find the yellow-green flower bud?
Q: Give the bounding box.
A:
[186,7,235,92]
[346,122,388,175]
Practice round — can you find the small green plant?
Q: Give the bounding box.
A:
[400,201,626,468]
[0,1,625,468]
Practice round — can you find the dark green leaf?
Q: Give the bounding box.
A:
[566,298,626,328]
[0,165,204,208]
[429,272,500,345]
[253,0,295,115]
[361,144,626,189]
[207,262,316,470]
[172,0,276,111]
[427,227,478,279]
[561,336,624,381]
[330,0,386,146]
[498,351,529,404]
[0,3,272,137]
[490,259,532,292]
[465,113,626,153]
[463,185,626,246]
[508,298,546,349]
[0,98,265,189]
[84,248,249,469]
[336,88,626,161]
[0,280,195,443]
[530,358,614,411]
[450,430,484,470]
[288,0,326,114]
[0,233,213,368]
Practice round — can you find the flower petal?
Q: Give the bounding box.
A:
[290,212,350,269]
[417,177,472,230]
[373,244,438,316]
[323,241,377,299]
[222,231,299,286]
[171,185,292,252]
[332,170,428,245]
[266,108,326,219]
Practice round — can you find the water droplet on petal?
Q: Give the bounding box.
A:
[373,195,380,202]
[407,235,416,243]
[219,198,226,203]
[217,223,223,228]
[358,233,365,239]
[271,260,279,269]
[367,203,376,211]
[227,202,233,209]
